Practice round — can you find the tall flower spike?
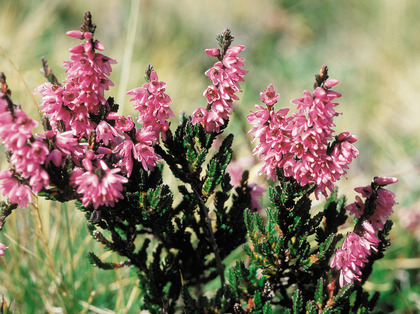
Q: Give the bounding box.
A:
[37,11,116,137]
[248,67,359,199]
[127,65,175,142]
[192,29,248,133]
[0,74,49,207]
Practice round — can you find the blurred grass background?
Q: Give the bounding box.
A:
[1,0,419,312]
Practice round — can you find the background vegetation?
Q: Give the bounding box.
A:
[0,0,419,312]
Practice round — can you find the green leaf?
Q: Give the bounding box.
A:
[253,290,263,310]
[262,302,272,314]
[333,284,353,308]
[87,252,115,270]
[292,289,303,314]
[315,277,324,309]
[181,285,198,313]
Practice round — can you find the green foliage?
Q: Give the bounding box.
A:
[224,173,394,313]
[66,115,254,312]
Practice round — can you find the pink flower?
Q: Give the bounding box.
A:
[70,163,128,209]
[226,157,255,186]
[192,108,208,126]
[96,121,118,146]
[0,242,10,256]
[114,140,135,176]
[205,62,226,86]
[0,170,33,208]
[346,179,397,231]
[107,112,134,133]
[205,48,220,57]
[260,84,279,106]
[331,221,380,288]
[330,248,361,287]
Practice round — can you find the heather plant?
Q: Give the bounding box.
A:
[0,12,398,313]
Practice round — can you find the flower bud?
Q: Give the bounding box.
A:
[69,44,85,54]
[374,176,398,186]
[324,79,339,89]
[83,32,93,40]
[94,40,104,51]
[205,48,220,57]
[66,30,83,39]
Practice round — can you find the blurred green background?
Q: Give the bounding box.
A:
[1,0,419,312]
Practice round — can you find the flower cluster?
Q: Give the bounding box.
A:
[37,24,116,137]
[0,12,170,210]
[248,73,359,199]
[127,67,175,142]
[345,176,398,231]
[192,30,248,132]
[0,80,49,208]
[330,221,380,287]
[330,176,398,287]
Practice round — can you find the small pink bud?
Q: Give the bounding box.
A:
[362,220,375,234]
[69,44,85,54]
[106,112,119,120]
[150,71,158,82]
[86,150,95,160]
[66,30,83,39]
[49,150,63,167]
[313,87,327,98]
[205,48,220,57]
[83,158,93,172]
[337,132,357,143]
[374,176,398,186]
[98,160,109,171]
[225,45,245,56]
[324,79,339,89]
[346,134,358,143]
[44,130,54,138]
[337,132,350,141]
[84,41,93,54]
[97,147,112,154]
[83,32,93,40]
[94,40,104,51]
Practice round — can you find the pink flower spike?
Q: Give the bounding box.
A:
[205,48,220,57]
[374,176,398,186]
[66,30,83,38]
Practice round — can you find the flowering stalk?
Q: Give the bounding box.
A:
[330,176,398,288]
[192,29,248,133]
[248,66,359,199]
